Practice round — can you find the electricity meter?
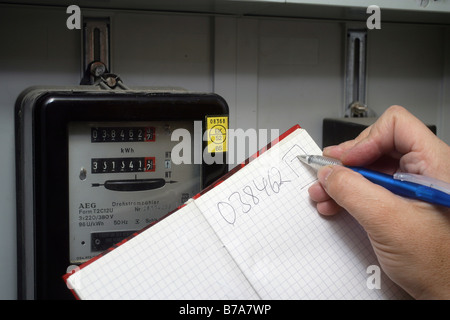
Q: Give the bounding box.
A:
[15,86,228,299]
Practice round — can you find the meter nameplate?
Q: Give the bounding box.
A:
[68,121,200,264]
[206,116,228,153]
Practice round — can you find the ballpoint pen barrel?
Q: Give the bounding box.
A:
[349,166,450,208]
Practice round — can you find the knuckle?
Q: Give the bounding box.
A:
[386,105,406,116]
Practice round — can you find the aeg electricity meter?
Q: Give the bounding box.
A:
[15,87,228,299]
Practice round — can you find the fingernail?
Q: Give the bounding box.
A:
[317,166,333,186]
[322,146,334,155]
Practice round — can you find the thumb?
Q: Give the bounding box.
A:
[317,165,411,233]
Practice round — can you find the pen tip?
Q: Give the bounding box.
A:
[297,155,308,163]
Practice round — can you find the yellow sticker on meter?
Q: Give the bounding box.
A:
[206,116,228,153]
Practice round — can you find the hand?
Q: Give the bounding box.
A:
[308,106,450,299]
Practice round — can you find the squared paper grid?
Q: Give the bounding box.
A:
[195,129,409,299]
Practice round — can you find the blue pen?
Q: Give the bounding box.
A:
[298,155,450,208]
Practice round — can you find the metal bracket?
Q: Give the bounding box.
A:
[80,17,128,89]
[344,29,372,117]
[81,18,109,84]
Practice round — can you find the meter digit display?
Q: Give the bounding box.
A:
[91,157,155,173]
[91,126,156,142]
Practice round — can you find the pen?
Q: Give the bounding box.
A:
[298,155,450,208]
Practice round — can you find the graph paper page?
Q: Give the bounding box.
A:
[66,202,260,300]
[195,128,409,299]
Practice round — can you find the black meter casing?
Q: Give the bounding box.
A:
[15,86,229,299]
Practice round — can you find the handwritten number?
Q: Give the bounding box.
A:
[268,167,285,193]
[217,165,291,225]
[243,186,259,205]
[217,202,236,225]
[229,192,251,213]
[253,177,270,197]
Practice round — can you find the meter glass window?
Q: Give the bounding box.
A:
[68,121,200,264]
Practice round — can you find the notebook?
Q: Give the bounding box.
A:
[64,125,410,299]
